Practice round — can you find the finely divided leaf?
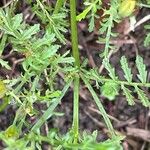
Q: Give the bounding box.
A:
[59,57,75,64]
[76,5,93,21]
[144,33,150,47]
[12,14,23,30]
[120,56,133,82]
[135,86,150,107]
[0,80,7,98]
[0,34,7,55]
[52,24,66,44]
[103,58,117,80]
[22,24,40,40]
[88,15,95,32]
[121,84,135,105]
[41,45,59,59]
[144,25,150,46]
[101,81,119,101]
[136,55,147,83]
[32,33,55,49]
[0,59,11,70]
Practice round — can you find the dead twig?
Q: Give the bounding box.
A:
[84,109,105,128]
[126,127,150,142]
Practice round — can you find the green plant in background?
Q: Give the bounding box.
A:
[144,24,150,46]
[0,0,150,149]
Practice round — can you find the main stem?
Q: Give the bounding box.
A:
[70,0,80,67]
[70,0,80,143]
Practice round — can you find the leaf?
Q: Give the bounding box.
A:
[0,80,7,98]
[58,51,75,64]
[45,90,62,98]
[31,79,72,131]
[76,5,93,21]
[136,55,147,83]
[145,25,150,30]
[59,57,75,64]
[146,0,150,4]
[0,96,9,112]
[53,25,66,44]
[32,33,55,49]
[135,86,150,107]
[12,13,23,30]
[101,81,119,101]
[21,24,40,40]
[0,59,11,70]
[103,58,117,80]
[121,84,135,105]
[144,25,150,46]
[144,33,150,47]
[120,56,132,82]
[0,34,7,55]
[0,9,11,30]
[41,45,59,59]
[5,125,19,139]
[88,15,95,32]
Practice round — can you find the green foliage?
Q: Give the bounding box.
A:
[120,56,133,83]
[121,84,135,106]
[31,0,68,44]
[83,54,150,106]
[76,0,102,32]
[0,80,7,98]
[136,55,147,83]
[0,4,76,149]
[135,86,150,107]
[5,125,19,139]
[144,25,150,46]
[0,58,11,70]
[99,0,120,58]
[0,33,11,69]
[147,0,150,4]
[0,129,123,150]
[103,58,118,80]
[0,0,150,149]
[101,81,119,101]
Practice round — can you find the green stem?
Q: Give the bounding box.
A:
[72,76,80,143]
[87,75,150,88]
[82,76,116,138]
[70,0,80,143]
[53,0,64,14]
[70,0,80,67]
